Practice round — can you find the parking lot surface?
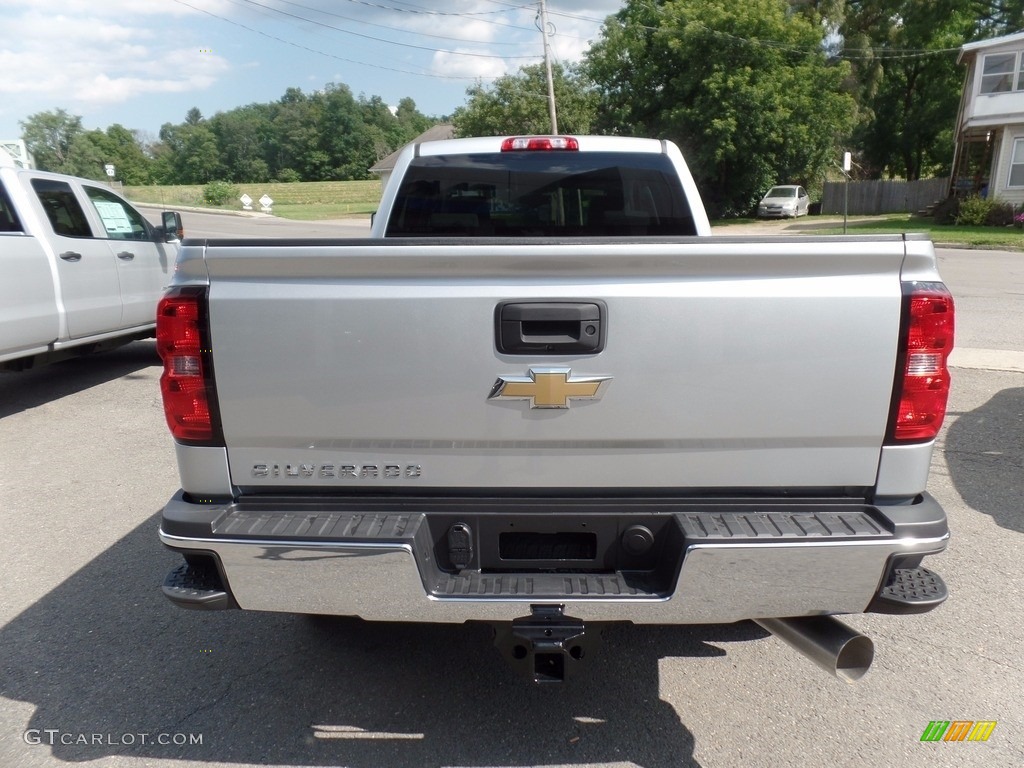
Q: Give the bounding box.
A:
[2,217,1021,767]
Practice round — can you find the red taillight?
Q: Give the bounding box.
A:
[157,288,218,443]
[889,283,954,442]
[500,136,579,152]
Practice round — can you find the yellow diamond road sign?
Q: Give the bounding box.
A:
[489,368,611,409]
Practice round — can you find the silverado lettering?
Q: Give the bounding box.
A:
[251,463,422,479]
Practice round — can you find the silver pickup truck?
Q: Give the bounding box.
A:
[157,135,954,683]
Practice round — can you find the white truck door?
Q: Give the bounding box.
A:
[81,184,170,328]
[0,178,59,357]
[28,177,122,339]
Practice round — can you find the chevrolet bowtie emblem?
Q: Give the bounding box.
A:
[488,368,612,409]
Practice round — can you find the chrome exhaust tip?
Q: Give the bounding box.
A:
[754,616,874,683]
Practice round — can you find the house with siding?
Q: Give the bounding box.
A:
[951,30,1024,205]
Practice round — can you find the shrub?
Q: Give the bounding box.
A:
[203,180,238,206]
[985,202,1015,227]
[275,168,301,183]
[954,195,990,226]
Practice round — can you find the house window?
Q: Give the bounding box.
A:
[1009,138,1024,188]
[980,53,1017,93]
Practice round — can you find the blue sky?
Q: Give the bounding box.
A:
[0,0,624,142]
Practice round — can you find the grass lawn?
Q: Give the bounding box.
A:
[124,180,381,220]
[804,214,1024,249]
[714,213,1024,250]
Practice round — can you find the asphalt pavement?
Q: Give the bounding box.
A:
[1,213,1021,768]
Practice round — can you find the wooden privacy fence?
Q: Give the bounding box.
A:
[820,178,949,215]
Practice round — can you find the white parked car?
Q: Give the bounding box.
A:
[757,185,810,218]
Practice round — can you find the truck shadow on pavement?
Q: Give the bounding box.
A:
[0,340,160,419]
[945,386,1024,534]
[0,511,770,767]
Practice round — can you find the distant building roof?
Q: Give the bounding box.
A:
[959,30,1024,62]
[370,123,455,174]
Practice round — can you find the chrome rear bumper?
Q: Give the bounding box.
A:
[160,492,948,624]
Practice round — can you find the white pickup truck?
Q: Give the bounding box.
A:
[0,161,182,371]
[157,136,954,683]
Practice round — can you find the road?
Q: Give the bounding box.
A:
[141,206,372,239]
[1,215,1021,768]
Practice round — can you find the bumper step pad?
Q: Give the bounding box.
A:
[433,571,662,599]
[162,562,233,611]
[868,566,947,614]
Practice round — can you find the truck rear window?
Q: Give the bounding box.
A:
[385,151,697,237]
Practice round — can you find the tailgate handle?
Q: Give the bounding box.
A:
[497,301,605,355]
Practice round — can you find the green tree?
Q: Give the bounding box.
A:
[209,105,272,183]
[320,83,376,179]
[19,108,84,172]
[360,95,437,164]
[586,0,856,216]
[96,124,153,184]
[452,63,598,137]
[147,139,176,185]
[395,97,433,139]
[19,111,152,182]
[158,119,221,184]
[65,130,107,180]
[360,94,403,166]
[829,0,1024,179]
[271,88,329,180]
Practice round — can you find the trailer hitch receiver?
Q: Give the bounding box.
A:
[495,605,599,683]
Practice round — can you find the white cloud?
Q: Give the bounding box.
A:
[0,0,626,134]
[0,5,229,110]
[77,72,222,105]
[546,1,622,64]
[430,50,511,82]
[1,0,234,18]
[417,0,621,81]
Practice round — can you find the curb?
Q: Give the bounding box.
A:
[132,202,275,218]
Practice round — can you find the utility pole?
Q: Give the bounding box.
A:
[539,0,558,134]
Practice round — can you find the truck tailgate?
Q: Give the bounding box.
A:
[198,237,908,491]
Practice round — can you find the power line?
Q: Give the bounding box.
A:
[233,0,539,59]
[169,0,531,79]
[338,0,593,40]
[481,0,610,27]
[262,0,540,47]
[437,0,596,39]
[343,0,533,18]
